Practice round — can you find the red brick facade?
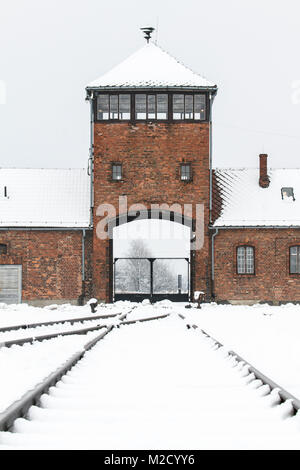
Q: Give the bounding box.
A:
[0,94,298,304]
[0,230,92,305]
[214,228,300,303]
[1,124,299,305]
[92,121,211,302]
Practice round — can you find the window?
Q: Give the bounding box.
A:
[112,164,122,181]
[173,94,206,120]
[96,93,207,122]
[237,246,255,274]
[281,187,295,201]
[180,164,191,181]
[0,244,7,255]
[290,246,300,273]
[135,94,168,120]
[97,94,131,120]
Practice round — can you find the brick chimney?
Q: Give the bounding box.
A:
[259,154,270,188]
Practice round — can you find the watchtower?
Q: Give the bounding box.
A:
[86,31,217,302]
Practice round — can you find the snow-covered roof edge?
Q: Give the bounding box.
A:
[0,168,91,229]
[212,167,300,228]
[86,42,217,90]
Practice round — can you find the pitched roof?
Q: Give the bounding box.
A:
[213,168,300,227]
[87,42,216,89]
[0,169,90,228]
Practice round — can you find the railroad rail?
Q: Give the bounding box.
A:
[0,307,135,349]
[0,310,168,432]
[178,312,300,414]
[2,308,298,438]
[0,311,119,334]
[0,326,114,432]
[0,323,108,349]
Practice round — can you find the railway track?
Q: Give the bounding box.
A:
[0,307,132,349]
[0,309,169,432]
[178,313,300,414]
[0,308,299,448]
[0,311,119,333]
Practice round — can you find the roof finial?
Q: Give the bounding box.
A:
[140,27,155,43]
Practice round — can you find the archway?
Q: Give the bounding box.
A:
[108,210,194,303]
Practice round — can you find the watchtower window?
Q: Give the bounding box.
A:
[135,94,168,120]
[97,94,130,120]
[180,164,191,181]
[112,164,122,181]
[173,94,206,120]
[0,244,7,255]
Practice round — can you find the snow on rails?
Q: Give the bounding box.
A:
[0,306,170,432]
[179,313,300,414]
[0,306,299,449]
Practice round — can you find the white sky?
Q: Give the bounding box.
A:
[113,219,190,257]
[1,0,300,169]
[113,219,190,283]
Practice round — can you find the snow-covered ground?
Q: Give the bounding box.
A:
[0,302,119,329]
[179,302,300,397]
[116,299,173,321]
[0,303,132,413]
[1,314,299,450]
[0,332,102,413]
[0,301,300,449]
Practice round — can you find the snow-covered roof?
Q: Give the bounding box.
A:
[0,169,90,228]
[213,168,300,227]
[87,42,216,90]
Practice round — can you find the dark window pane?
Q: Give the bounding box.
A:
[237,246,254,274]
[148,95,156,119]
[110,95,118,119]
[181,164,191,181]
[135,95,146,119]
[119,95,130,120]
[0,244,7,255]
[173,95,184,120]
[185,95,193,119]
[97,94,109,120]
[245,246,254,273]
[157,94,168,119]
[237,246,246,274]
[194,94,206,120]
[290,246,299,273]
[112,164,122,180]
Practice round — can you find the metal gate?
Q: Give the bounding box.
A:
[113,257,190,302]
[0,265,22,304]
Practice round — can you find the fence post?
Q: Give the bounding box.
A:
[149,258,154,303]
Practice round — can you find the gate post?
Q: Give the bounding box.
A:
[149,258,154,303]
[113,258,118,303]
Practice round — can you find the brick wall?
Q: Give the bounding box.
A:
[93,121,211,302]
[214,228,300,303]
[0,230,92,304]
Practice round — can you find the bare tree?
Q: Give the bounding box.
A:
[126,239,151,293]
[153,259,177,293]
[114,239,177,293]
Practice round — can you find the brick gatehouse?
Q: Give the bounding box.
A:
[1,37,299,305]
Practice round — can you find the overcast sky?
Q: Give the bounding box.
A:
[1,0,300,169]
[113,219,190,257]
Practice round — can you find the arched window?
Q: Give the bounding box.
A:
[237,246,255,274]
[290,246,300,273]
[0,244,7,255]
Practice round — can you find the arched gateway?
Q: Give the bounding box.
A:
[110,209,193,303]
[85,33,217,303]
